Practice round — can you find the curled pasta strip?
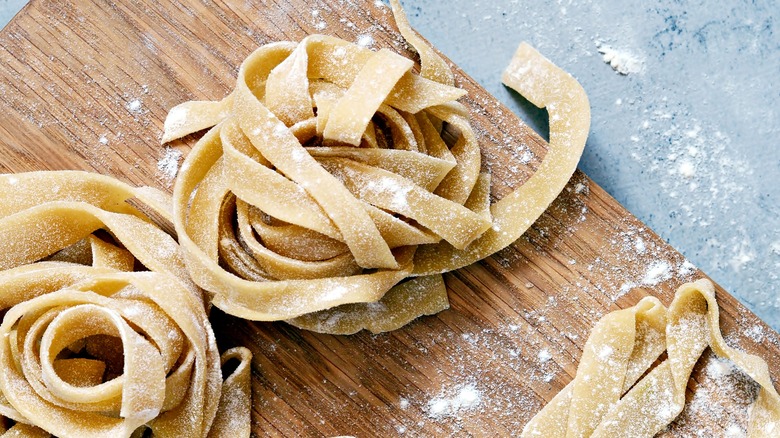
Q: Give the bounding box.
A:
[522,279,780,437]
[0,172,251,438]
[163,5,588,333]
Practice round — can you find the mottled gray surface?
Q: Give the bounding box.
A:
[402,0,779,329]
[1,1,778,329]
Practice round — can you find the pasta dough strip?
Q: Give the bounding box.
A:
[234,74,398,270]
[389,0,455,86]
[162,7,587,334]
[522,279,780,437]
[174,123,418,320]
[0,171,252,438]
[411,43,589,275]
[323,49,413,145]
[288,275,449,335]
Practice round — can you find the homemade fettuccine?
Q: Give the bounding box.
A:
[162,2,589,334]
[0,171,251,438]
[522,279,780,437]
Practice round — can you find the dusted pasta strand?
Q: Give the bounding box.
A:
[389,0,454,86]
[162,5,587,334]
[206,347,252,438]
[412,43,590,275]
[164,29,485,323]
[522,279,780,437]
[288,275,449,335]
[0,171,251,438]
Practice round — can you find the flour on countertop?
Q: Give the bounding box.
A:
[596,42,644,75]
[618,89,775,320]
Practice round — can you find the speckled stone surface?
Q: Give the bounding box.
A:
[1,0,778,329]
[403,0,780,330]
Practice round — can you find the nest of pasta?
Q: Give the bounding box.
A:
[0,172,250,438]
[163,1,589,334]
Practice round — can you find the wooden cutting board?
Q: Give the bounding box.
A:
[1,1,777,436]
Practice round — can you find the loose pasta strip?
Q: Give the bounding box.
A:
[522,279,780,437]
[0,172,251,438]
[162,6,588,333]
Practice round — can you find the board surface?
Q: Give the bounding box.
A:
[0,1,777,436]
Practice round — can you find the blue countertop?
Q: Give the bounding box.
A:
[405,0,780,330]
[2,0,778,329]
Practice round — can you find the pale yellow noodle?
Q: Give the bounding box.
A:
[0,172,251,437]
[162,7,588,334]
[522,279,780,437]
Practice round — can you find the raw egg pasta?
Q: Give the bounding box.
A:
[0,171,251,437]
[522,279,780,437]
[162,2,589,334]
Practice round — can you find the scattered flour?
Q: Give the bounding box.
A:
[724,424,746,438]
[662,355,757,436]
[616,258,675,299]
[596,345,613,361]
[357,34,374,48]
[677,160,696,178]
[157,147,182,182]
[729,243,756,272]
[641,260,673,285]
[596,42,644,75]
[624,104,770,317]
[126,99,142,113]
[426,384,482,419]
[322,285,348,302]
[634,237,646,254]
[743,324,765,343]
[705,356,734,380]
[678,260,697,277]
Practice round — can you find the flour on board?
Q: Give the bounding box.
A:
[126,99,142,114]
[426,384,482,419]
[158,147,182,183]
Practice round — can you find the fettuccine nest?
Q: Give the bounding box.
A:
[162,1,589,334]
[0,172,251,437]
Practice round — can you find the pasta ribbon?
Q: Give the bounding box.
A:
[522,279,780,437]
[162,4,589,334]
[0,172,251,438]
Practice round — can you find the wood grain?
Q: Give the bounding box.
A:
[0,1,777,436]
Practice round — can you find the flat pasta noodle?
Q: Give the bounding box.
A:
[0,171,251,438]
[522,279,780,437]
[162,6,588,334]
